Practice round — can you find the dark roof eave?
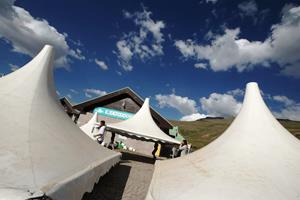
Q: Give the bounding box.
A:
[72,87,173,129]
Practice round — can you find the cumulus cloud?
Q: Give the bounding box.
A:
[273,95,295,106]
[227,88,244,97]
[200,92,242,117]
[95,59,108,70]
[175,5,300,77]
[180,113,207,121]
[154,87,299,121]
[84,88,107,98]
[0,0,85,69]
[175,28,272,72]
[272,95,300,121]
[274,105,300,121]
[116,8,165,71]
[155,94,197,115]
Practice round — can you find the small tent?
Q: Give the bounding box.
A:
[107,98,180,144]
[146,82,300,200]
[80,112,99,141]
[0,45,120,200]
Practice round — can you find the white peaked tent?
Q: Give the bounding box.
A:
[0,45,120,200]
[107,98,180,144]
[80,112,99,141]
[146,82,300,200]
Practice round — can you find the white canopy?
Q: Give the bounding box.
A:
[146,82,300,200]
[0,45,120,200]
[80,112,99,141]
[107,98,180,144]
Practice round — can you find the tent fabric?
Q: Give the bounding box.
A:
[0,45,120,200]
[80,112,99,141]
[146,82,300,200]
[107,98,180,144]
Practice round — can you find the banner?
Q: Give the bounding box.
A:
[93,107,134,120]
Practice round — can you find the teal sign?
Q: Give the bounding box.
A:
[93,107,134,120]
[169,126,185,142]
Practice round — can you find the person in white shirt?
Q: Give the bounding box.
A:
[178,140,188,157]
[93,120,106,144]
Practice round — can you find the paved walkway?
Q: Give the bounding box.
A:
[82,151,155,200]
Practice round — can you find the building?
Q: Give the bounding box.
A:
[62,87,176,156]
[73,87,173,133]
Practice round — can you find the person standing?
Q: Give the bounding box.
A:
[152,142,159,160]
[178,140,188,157]
[93,120,106,145]
[108,132,116,150]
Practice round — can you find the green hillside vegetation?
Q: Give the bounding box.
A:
[170,118,300,150]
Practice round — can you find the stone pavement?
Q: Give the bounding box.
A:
[82,151,155,200]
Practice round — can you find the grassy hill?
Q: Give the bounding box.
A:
[170,118,300,150]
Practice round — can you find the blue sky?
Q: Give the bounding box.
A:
[0,0,300,121]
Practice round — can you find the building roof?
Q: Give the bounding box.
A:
[146,82,300,200]
[73,87,173,132]
[60,97,80,115]
[0,45,120,200]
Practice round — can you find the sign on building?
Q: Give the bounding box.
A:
[93,107,134,120]
[169,126,185,142]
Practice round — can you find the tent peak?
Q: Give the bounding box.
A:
[107,98,180,144]
[146,82,300,200]
[0,45,120,200]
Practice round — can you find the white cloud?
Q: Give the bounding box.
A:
[0,0,85,69]
[194,63,207,69]
[66,94,72,99]
[175,28,272,72]
[275,105,300,121]
[238,0,258,17]
[69,89,78,94]
[116,71,122,76]
[84,88,107,98]
[116,40,133,71]
[116,8,165,71]
[200,93,242,117]
[175,5,300,77]
[271,95,300,121]
[95,59,108,70]
[180,113,207,121]
[9,63,19,71]
[227,88,244,97]
[238,1,269,24]
[155,94,197,115]
[206,0,218,4]
[273,95,295,106]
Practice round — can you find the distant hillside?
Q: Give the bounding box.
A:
[170,118,300,150]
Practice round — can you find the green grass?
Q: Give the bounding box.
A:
[170,119,300,150]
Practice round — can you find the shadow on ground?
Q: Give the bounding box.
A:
[82,151,155,200]
[82,163,131,200]
[121,151,155,164]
